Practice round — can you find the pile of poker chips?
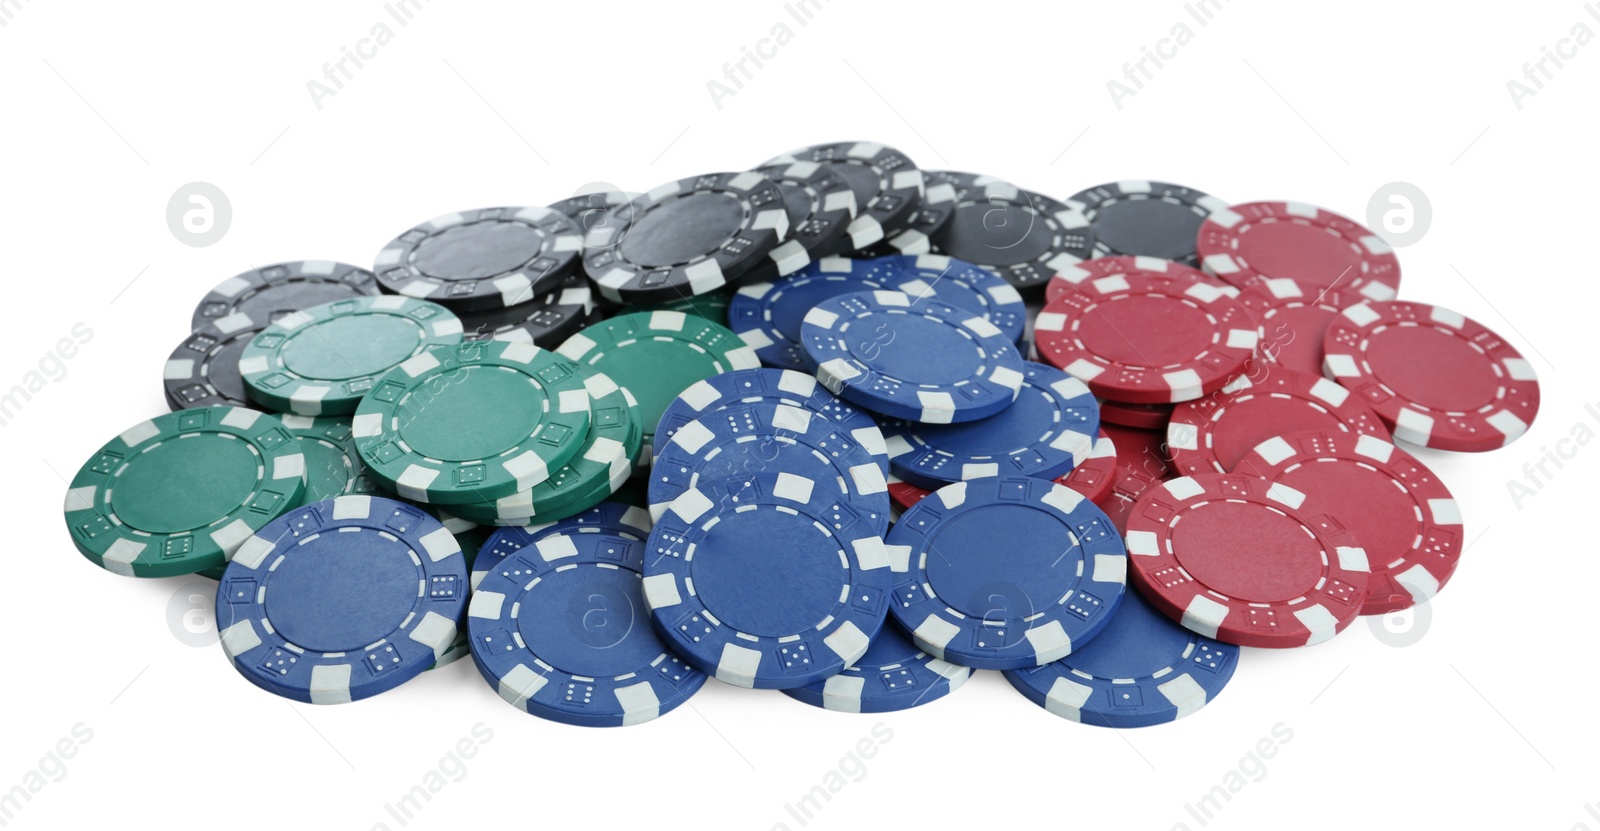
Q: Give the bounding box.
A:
[61,141,1538,728]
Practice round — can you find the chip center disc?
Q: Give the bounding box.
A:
[1094,200,1204,261]
[773,279,863,345]
[944,203,1052,266]
[264,531,418,652]
[847,314,982,384]
[1238,220,1359,285]
[620,192,744,266]
[281,315,423,380]
[398,365,545,461]
[691,509,842,636]
[1080,295,1214,367]
[1274,463,1416,566]
[413,222,543,281]
[1365,326,1498,411]
[594,341,723,430]
[112,436,258,533]
[517,564,656,676]
[924,504,1077,620]
[1170,502,1323,603]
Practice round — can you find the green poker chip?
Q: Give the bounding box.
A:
[353,340,593,505]
[278,415,380,502]
[443,372,641,526]
[62,407,307,578]
[557,310,758,457]
[239,296,463,416]
[632,290,732,326]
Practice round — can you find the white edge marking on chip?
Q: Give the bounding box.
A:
[641,574,682,610]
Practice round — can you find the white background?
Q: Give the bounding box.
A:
[2,1,1594,829]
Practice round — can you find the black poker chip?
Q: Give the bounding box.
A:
[189,260,379,332]
[1065,180,1227,266]
[929,170,1090,292]
[162,315,266,411]
[761,142,924,253]
[373,206,584,311]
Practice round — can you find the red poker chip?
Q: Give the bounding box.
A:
[1035,271,1256,404]
[1124,473,1372,648]
[1165,364,1389,475]
[1099,423,1174,536]
[886,430,1119,509]
[1099,399,1173,430]
[1196,201,1401,294]
[1322,301,1540,452]
[1236,430,1463,615]
[1044,255,1236,305]
[1239,276,1396,379]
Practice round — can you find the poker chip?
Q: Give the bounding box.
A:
[744,160,858,285]
[1239,276,1396,379]
[215,495,469,703]
[445,375,642,526]
[654,368,888,478]
[424,508,490,669]
[1063,181,1227,266]
[1166,365,1389,475]
[1035,270,1256,404]
[506,500,655,543]
[643,471,893,689]
[801,290,1025,423]
[730,256,901,370]
[927,171,1088,292]
[163,314,265,410]
[887,476,1127,669]
[761,142,924,252]
[782,622,970,713]
[1056,430,1118,506]
[1098,399,1173,431]
[1125,473,1371,648]
[352,340,593,504]
[1003,588,1239,728]
[649,397,891,533]
[581,172,790,303]
[1197,200,1402,294]
[855,172,956,256]
[280,415,378,503]
[63,407,307,578]
[881,361,1098,489]
[468,526,708,726]
[374,206,584,311]
[238,296,464,416]
[1323,301,1539,452]
[557,311,759,458]
[1237,430,1463,615]
[873,254,1028,345]
[887,428,1117,511]
[189,260,380,331]
[1045,255,1235,305]
[455,272,594,346]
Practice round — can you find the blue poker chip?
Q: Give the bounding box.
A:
[643,471,893,689]
[801,290,1025,423]
[471,501,655,591]
[881,361,1100,489]
[1003,588,1239,728]
[215,496,469,704]
[729,256,900,370]
[782,621,971,713]
[468,525,707,727]
[649,396,891,534]
[655,367,889,476]
[864,254,1028,345]
[887,476,1126,670]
